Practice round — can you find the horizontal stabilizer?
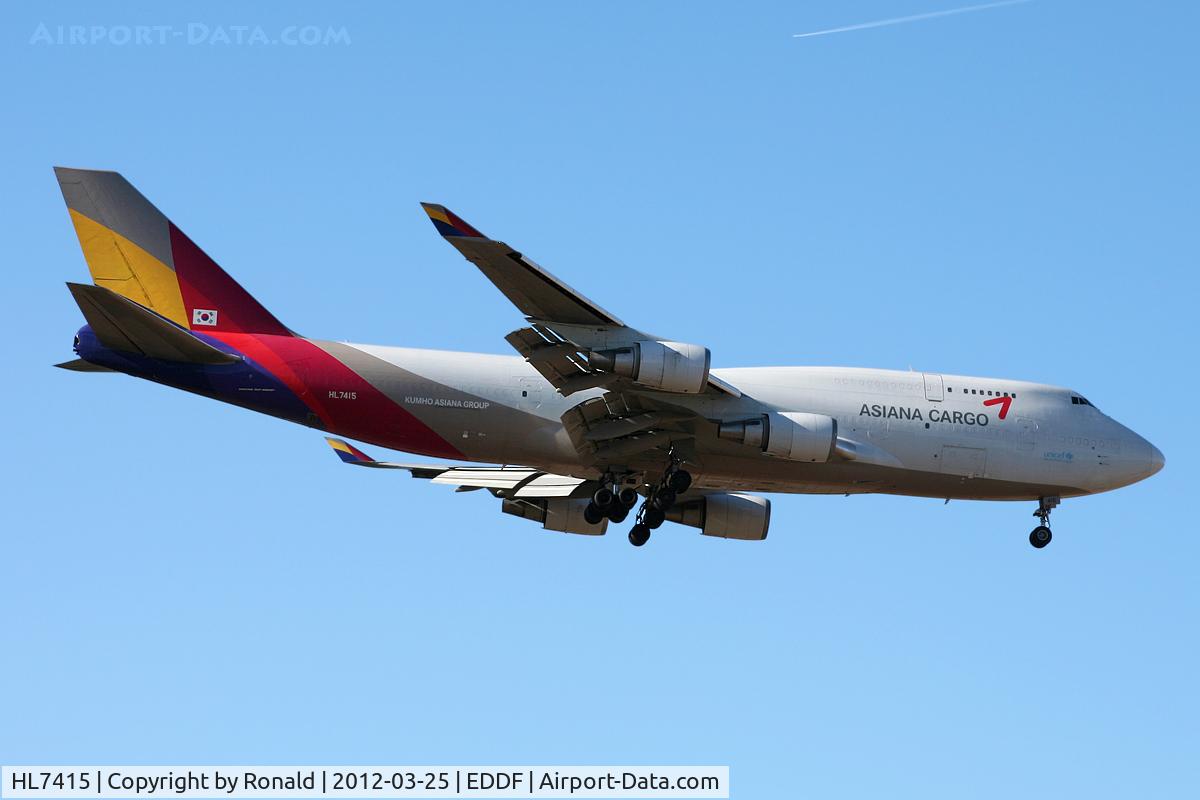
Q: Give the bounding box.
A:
[67,282,240,365]
[54,358,115,372]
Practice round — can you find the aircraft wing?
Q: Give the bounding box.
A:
[420,204,624,327]
[420,203,741,400]
[325,438,589,498]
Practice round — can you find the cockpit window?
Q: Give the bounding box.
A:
[1070,395,1097,409]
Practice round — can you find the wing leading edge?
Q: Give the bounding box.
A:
[419,203,624,327]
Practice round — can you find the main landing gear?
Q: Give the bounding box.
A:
[581,459,694,546]
[1029,496,1059,549]
[583,475,639,527]
[627,459,692,547]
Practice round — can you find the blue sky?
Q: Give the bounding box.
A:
[2,1,1197,797]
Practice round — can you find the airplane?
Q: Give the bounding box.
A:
[52,167,1164,548]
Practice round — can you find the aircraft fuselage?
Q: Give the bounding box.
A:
[73,325,1163,503]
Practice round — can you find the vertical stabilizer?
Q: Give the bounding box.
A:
[54,167,292,336]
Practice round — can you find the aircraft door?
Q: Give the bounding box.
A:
[923,373,944,402]
[941,445,987,478]
[1016,417,1038,451]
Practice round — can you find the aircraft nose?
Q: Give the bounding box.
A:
[1146,441,1165,477]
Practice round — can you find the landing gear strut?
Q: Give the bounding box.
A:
[626,455,692,547]
[1029,496,1059,549]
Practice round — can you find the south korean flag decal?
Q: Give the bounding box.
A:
[192,308,219,326]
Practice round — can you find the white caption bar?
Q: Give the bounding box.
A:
[2,768,728,799]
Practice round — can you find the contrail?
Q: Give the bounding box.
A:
[793,0,1033,39]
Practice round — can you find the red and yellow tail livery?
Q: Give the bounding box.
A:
[55,167,291,336]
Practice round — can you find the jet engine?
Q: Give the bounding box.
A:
[588,341,711,394]
[665,492,771,541]
[501,497,607,535]
[718,411,837,462]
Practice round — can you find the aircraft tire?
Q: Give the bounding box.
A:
[1029,526,1052,548]
[629,524,650,547]
[584,502,605,526]
[644,507,666,529]
[617,487,640,508]
[593,486,615,509]
[668,470,692,493]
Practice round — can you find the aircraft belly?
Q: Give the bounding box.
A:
[687,454,1086,500]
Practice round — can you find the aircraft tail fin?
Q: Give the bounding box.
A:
[54,167,293,336]
[67,282,241,365]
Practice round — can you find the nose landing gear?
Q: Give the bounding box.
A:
[1029,496,1059,548]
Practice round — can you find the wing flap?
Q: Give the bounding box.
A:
[430,469,539,489]
[559,393,699,467]
[513,473,589,497]
[325,438,588,497]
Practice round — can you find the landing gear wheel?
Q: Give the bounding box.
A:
[592,486,615,509]
[644,507,666,529]
[1029,526,1052,548]
[628,523,650,547]
[607,505,629,524]
[667,470,692,494]
[583,502,605,526]
[617,486,640,508]
[652,488,676,511]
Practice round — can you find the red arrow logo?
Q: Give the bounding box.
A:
[983,396,1012,419]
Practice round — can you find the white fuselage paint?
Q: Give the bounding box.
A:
[344,343,1163,502]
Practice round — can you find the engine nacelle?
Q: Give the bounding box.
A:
[718,411,837,462]
[501,498,607,535]
[665,492,771,541]
[589,340,710,394]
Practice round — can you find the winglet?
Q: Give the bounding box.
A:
[325,437,377,465]
[420,203,486,239]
